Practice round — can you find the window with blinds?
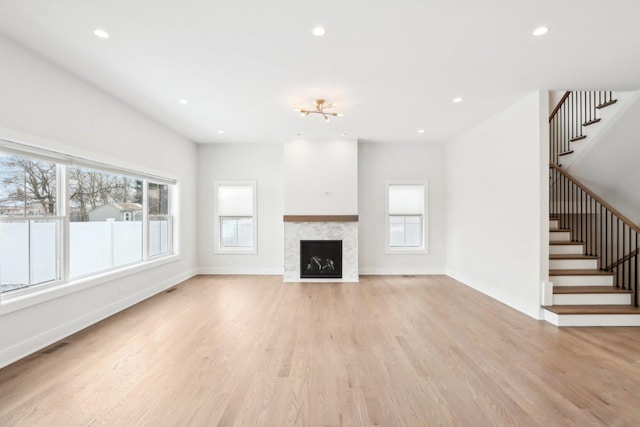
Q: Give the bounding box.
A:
[215,181,257,253]
[387,182,427,252]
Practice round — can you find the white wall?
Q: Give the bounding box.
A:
[446,92,547,319]
[565,91,640,224]
[549,90,565,113]
[0,34,198,368]
[284,138,358,215]
[197,143,284,274]
[198,141,448,276]
[358,143,447,274]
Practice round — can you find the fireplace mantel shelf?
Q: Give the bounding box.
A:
[283,215,359,223]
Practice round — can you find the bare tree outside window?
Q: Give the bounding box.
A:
[0,155,56,216]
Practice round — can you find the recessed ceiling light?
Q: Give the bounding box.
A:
[341,133,348,137]
[453,97,462,103]
[312,26,326,37]
[94,29,109,39]
[179,99,188,104]
[417,129,425,134]
[218,130,225,134]
[533,26,549,36]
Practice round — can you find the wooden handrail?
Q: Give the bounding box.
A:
[606,248,640,271]
[549,91,571,122]
[550,163,640,235]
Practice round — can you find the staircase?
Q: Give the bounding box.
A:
[543,217,640,326]
[550,91,617,167]
[544,91,640,326]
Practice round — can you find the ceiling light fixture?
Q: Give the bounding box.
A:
[312,26,326,37]
[417,129,425,134]
[218,130,225,134]
[453,97,462,103]
[533,26,549,36]
[179,99,188,104]
[294,99,343,122]
[94,29,110,39]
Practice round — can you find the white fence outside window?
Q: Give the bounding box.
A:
[1,220,169,292]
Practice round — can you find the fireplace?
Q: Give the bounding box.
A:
[300,240,342,279]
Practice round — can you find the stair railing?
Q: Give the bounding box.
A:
[550,163,638,307]
[549,91,615,165]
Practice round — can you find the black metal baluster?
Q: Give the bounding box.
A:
[616,215,620,277]
[580,91,584,130]
[627,226,631,291]
[622,221,626,289]
[600,205,609,268]
[633,232,639,307]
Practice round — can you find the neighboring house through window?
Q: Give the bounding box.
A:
[0,141,177,297]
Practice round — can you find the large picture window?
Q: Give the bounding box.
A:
[386,182,428,252]
[0,142,177,296]
[215,181,256,253]
[148,182,171,257]
[68,166,144,278]
[0,153,61,293]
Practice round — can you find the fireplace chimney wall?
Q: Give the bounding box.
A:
[284,138,358,216]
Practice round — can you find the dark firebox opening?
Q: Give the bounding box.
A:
[300,240,342,279]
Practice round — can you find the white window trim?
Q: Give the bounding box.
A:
[147,181,173,259]
[0,141,179,304]
[214,180,257,254]
[385,180,429,254]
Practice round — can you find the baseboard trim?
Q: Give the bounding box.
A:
[446,269,542,320]
[0,269,198,370]
[197,267,284,275]
[359,267,445,275]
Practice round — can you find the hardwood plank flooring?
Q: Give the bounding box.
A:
[1,275,640,426]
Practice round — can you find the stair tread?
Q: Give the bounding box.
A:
[583,118,601,126]
[549,269,614,276]
[549,229,571,232]
[543,305,639,315]
[553,286,632,294]
[596,99,618,109]
[549,254,598,260]
[570,135,587,142]
[558,150,574,156]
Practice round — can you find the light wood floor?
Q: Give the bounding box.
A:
[2,275,640,426]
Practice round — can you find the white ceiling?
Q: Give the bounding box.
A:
[0,0,639,144]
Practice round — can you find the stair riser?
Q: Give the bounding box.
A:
[549,245,584,255]
[549,219,559,229]
[543,311,640,327]
[549,259,598,270]
[549,232,571,242]
[553,293,631,305]
[550,275,614,286]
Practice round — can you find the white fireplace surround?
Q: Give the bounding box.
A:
[284,221,358,282]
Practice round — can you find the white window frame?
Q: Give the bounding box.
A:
[0,139,179,306]
[385,180,429,254]
[214,180,257,254]
[147,181,173,259]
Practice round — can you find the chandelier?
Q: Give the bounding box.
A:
[294,99,343,122]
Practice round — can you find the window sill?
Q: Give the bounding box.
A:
[0,254,180,316]
[385,247,429,255]
[214,248,257,255]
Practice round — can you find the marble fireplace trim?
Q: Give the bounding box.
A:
[283,221,359,282]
